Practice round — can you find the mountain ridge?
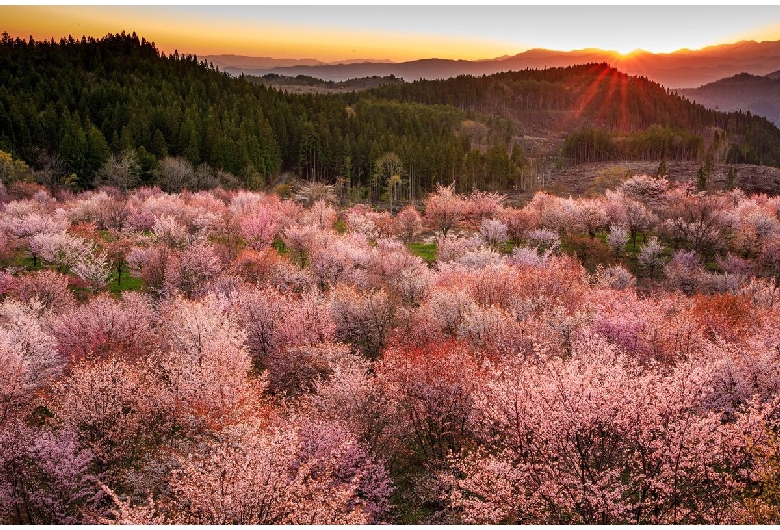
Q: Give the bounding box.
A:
[206,40,780,88]
[677,72,780,126]
[205,54,398,69]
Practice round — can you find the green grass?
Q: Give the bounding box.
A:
[408,242,437,263]
[272,237,287,255]
[107,273,143,295]
[10,250,41,271]
[501,240,517,254]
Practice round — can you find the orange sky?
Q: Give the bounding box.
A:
[3,6,780,62]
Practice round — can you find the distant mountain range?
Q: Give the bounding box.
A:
[205,54,396,70]
[677,72,780,126]
[204,40,780,89]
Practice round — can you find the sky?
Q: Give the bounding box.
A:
[3,5,780,62]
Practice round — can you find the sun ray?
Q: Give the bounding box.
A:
[597,67,621,126]
[572,63,613,120]
[619,71,629,133]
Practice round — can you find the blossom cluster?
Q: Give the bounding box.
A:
[1,176,780,523]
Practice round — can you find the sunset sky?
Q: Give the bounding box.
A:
[3,5,780,62]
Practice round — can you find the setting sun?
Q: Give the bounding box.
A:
[611,48,646,57]
[2,6,780,62]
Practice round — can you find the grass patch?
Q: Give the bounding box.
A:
[272,237,287,255]
[408,242,436,263]
[10,250,41,271]
[501,240,517,254]
[107,274,143,295]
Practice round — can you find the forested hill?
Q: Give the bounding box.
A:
[0,32,521,195]
[0,32,286,188]
[2,33,780,197]
[365,65,780,166]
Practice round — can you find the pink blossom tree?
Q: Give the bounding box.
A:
[329,286,394,359]
[159,418,392,524]
[396,205,423,243]
[424,184,466,237]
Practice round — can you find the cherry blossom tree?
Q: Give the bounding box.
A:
[479,218,508,249]
[638,236,665,277]
[330,286,394,359]
[435,233,484,263]
[10,270,75,313]
[156,295,260,430]
[377,341,482,463]
[2,212,68,268]
[461,189,505,229]
[0,422,100,524]
[28,232,91,271]
[661,191,730,254]
[593,264,636,290]
[72,249,112,291]
[300,199,338,230]
[162,242,223,298]
[103,229,137,287]
[396,205,423,243]
[499,207,537,242]
[239,204,280,249]
[152,214,190,248]
[160,418,391,524]
[5,176,780,524]
[47,356,172,488]
[606,224,629,256]
[576,198,609,238]
[618,173,670,211]
[424,184,466,237]
[264,342,350,397]
[127,244,169,296]
[52,292,158,362]
[443,336,760,524]
[0,300,61,421]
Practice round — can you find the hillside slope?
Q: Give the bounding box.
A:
[364,65,780,167]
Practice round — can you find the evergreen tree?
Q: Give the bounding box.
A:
[697,164,708,191]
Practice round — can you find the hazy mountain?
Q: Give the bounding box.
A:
[766,69,780,80]
[204,54,396,70]
[205,54,325,69]
[677,73,780,126]
[327,58,396,65]
[210,40,780,89]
